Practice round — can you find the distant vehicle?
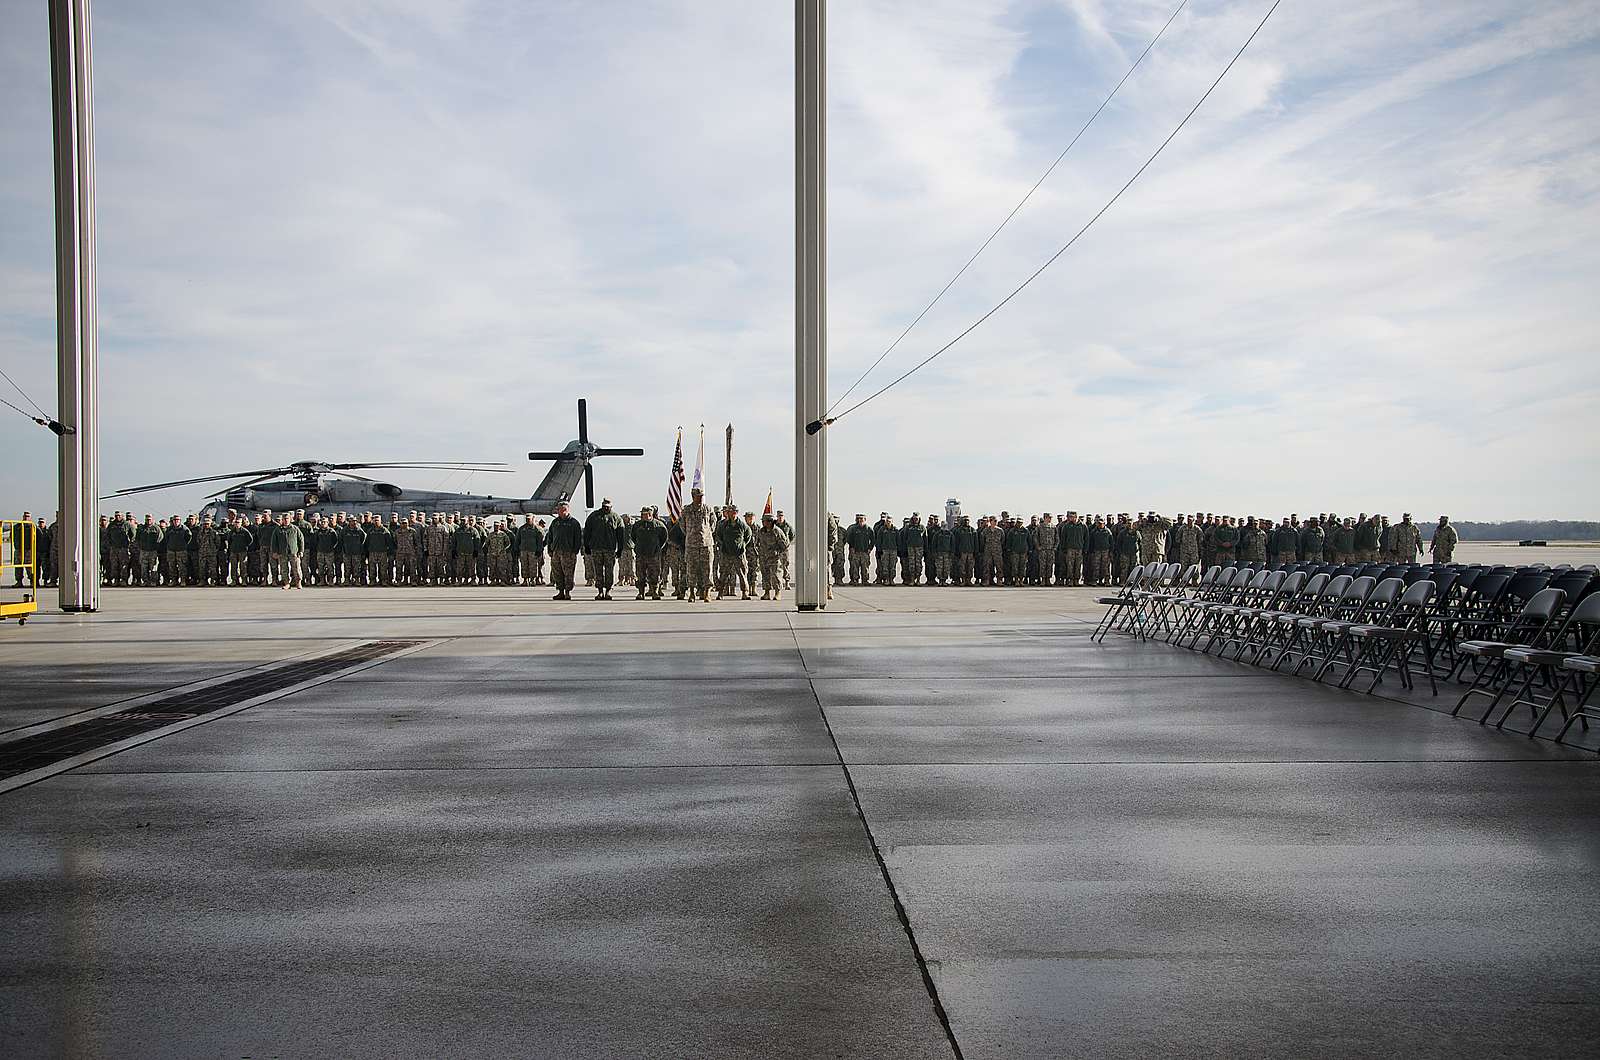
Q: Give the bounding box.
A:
[1518,540,1548,547]
[107,399,643,519]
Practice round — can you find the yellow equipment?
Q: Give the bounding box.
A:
[2,520,38,625]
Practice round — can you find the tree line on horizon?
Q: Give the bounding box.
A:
[1453,520,1599,541]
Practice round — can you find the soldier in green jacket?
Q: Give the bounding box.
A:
[450,518,477,585]
[336,519,365,585]
[1002,519,1031,586]
[271,513,305,589]
[1299,518,1325,563]
[1213,517,1240,567]
[873,514,899,586]
[1085,518,1113,586]
[162,515,192,587]
[952,516,979,586]
[364,516,393,586]
[925,514,953,586]
[546,502,584,600]
[106,513,134,586]
[517,515,545,586]
[583,498,626,600]
[714,506,753,599]
[1354,515,1380,563]
[631,507,668,599]
[845,514,874,585]
[899,514,926,586]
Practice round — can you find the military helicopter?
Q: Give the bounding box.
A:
[107,399,643,519]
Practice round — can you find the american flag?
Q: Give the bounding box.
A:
[667,429,686,520]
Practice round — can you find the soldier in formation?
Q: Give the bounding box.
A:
[54,504,1462,597]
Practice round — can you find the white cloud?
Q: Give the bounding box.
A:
[1,0,1597,523]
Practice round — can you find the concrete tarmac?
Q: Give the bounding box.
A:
[1,585,1596,1058]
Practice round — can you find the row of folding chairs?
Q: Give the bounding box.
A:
[1091,561,1600,748]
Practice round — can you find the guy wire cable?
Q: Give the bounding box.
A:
[826,0,1192,418]
[1,363,50,418]
[814,0,1283,433]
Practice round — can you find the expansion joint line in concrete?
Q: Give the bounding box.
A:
[785,616,965,1060]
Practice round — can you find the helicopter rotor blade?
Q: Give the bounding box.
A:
[329,462,510,472]
[584,464,595,509]
[108,467,291,497]
[592,448,644,457]
[577,399,589,446]
[201,473,287,499]
[527,451,576,461]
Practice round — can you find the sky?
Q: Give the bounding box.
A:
[2,0,1597,522]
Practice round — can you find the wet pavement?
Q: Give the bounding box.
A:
[1,586,1596,1057]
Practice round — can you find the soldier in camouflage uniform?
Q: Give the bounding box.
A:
[1298,517,1325,563]
[1135,513,1169,567]
[451,516,477,583]
[900,514,925,586]
[845,514,873,585]
[977,516,1003,586]
[1032,514,1057,586]
[952,515,978,586]
[482,520,508,584]
[164,515,191,586]
[312,517,337,585]
[1241,517,1268,565]
[681,487,715,602]
[714,506,752,599]
[546,501,583,600]
[393,517,419,585]
[774,510,795,589]
[1392,513,1423,563]
[1173,516,1200,569]
[420,516,445,584]
[583,499,625,600]
[1429,516,1458,563]
[1085,517,1112,585]
[105,512,133,586]
[1054,512,1082,586]
[617,514,635,587]
[667,515,687,598]
[516,515,544,585]
[873,514,899,585]
[754,514,787,600]
[828,513,846,586]
[1354,514,1380,563]
[631,507,668,599]
[926,514,952,585]
[743,512,762,594]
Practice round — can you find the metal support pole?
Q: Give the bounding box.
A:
[794,0,827,611]
[49,0,100,612]
[724,424,733,509]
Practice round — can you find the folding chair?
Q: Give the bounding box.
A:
[1449,587,1569,719]
[1197,570,1280,655]
[1483,593,1600,734]
[1552,655,1599,748]
[1091,564,1146,642]
[1341,580,1438,693]
[1313,577,1406,684]
[1258,574,1345,671]
[1266,575,1358,673]
[1223,571,1308,662]
[1167,566,1240,647]
[1173,567,1251,650]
